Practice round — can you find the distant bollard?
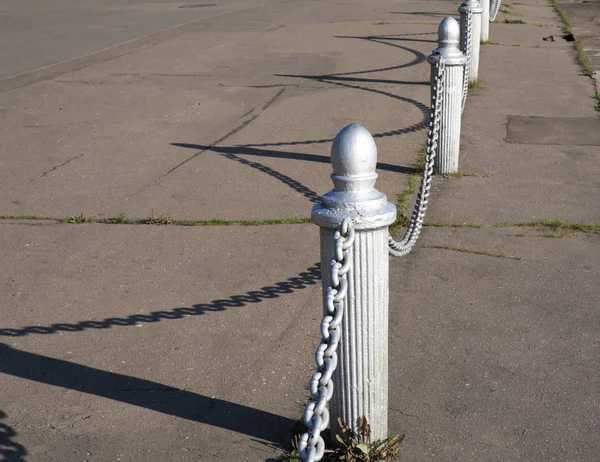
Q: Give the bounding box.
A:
[459,0,483,83]
[481,0,490,41]
[428,18,467,175]
[312,124,396,442]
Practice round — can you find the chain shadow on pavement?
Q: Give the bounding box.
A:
[0,344,294,445]
[0,410,26,462]
[0,264,321,338]
[242,38,432,149]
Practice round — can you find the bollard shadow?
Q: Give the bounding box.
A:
[389,11,449,18]
[0,264,321,338]
[171,143,417,175]
[335,34,437,45]
[0,410,27,462]
[0,344,294,445]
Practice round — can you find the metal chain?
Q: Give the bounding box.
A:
[298,219,355,462]
[462,9,473,111]
[489,0,502,21]
[388,57,445,257]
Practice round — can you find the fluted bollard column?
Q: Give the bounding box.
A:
[481,0,490,41]
[428,18,467,175]
[459,0,483,83]
[312,123,396,441]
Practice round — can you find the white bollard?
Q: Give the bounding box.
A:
[481,0,490,42]
[459,0,483,83]
[428,18,467,175]
[312,123,396,442]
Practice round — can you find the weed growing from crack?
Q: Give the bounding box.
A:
[504,19,527,24]
[282,417,404,461]
[389,149,427,235]
[468,77,484,89]
[574,40,593,76]
[62,214,90,224]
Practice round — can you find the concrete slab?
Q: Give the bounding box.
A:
[0,221,322,461]
[0,0,266,83]
[389,226,600,461]
[0,19,438,221]
[427,12,600,225]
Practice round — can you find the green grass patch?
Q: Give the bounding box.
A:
[481,39,500,45]
[425,220,483,229]
[62,214,90,224]
[595,92,600,112]
[468,77,484,89]
[389,150,427,236]
[282,417,404,461]
[551,0,573,34]
[574,40,593,76]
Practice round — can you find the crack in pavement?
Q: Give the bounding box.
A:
[32,153,84,182]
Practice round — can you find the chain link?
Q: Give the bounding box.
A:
[489,0,502,21]
[388,57,445,257]
[298,219,355,462]
[462,9,473,111]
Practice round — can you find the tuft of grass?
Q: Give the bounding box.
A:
[145,208,173,225]
[281,417,404,461]
[481,39,500,45]
[595,92,600,111]
[574,40,593,76]
[512,233,527,237]
[62,214,90,224]
[468,77,484,89]
[551,0,572,34]
[512,44,521,47]
[504,19,526,24]
[425,220,482,229]
[389,149,427,235]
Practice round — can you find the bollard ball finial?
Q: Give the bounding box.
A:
[330,123,378,192]
[312,123,396,229]
[437,17,460,48]
[428,17,467,64]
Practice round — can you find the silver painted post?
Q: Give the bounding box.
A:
[459,0,483,83]
[312,123,396,442]
[481,0,490,41]
[429,18,467,175]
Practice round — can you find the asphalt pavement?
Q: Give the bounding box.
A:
[0,0,599,461]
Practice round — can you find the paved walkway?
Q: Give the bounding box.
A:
[0,0,598,461]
